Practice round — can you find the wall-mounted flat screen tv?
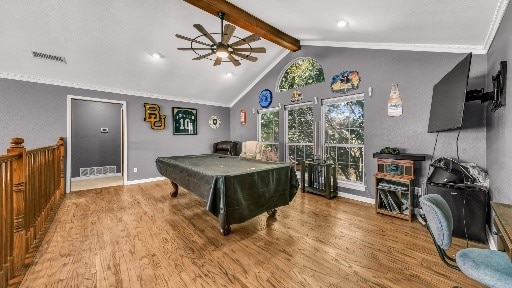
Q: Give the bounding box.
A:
[428,53,472,133]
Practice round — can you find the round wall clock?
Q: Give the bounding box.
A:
[259,89,273,108]
[209,115,221,129]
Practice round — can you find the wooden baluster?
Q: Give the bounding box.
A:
[57,137,65,197]
[26,153,33,248]
[7,138,26,274]
[0,162,6,288]
[28,153,34,250]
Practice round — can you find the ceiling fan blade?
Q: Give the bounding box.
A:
[230,34,261,48]
[213,57,222,66]
[227,54,241,67]
[177,48,214,51]
[176,34,211,47]
[193,24,218,45]
[231,51,258,62]
[232,47,266,53]
[222,24,236,45]
[193,51,216,60]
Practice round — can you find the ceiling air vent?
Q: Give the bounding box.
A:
[31,51,67,64]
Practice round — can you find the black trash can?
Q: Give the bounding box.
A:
[426,183,489,243]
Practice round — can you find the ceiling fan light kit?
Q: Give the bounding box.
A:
[176,12,266,67]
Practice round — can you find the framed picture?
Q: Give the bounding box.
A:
[173,107,197,135]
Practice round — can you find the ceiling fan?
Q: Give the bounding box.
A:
[175,12,266,67]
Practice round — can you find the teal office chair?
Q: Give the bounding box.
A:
[420,194,512,288]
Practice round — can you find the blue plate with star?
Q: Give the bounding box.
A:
[259,89,273,109]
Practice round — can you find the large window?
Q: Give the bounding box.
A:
[258,109,280,153]
[323,94,364,188]
[286,103,314,163]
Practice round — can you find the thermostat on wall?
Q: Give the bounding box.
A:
[100,128,108,133]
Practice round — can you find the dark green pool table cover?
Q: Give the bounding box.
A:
[156,154,298,232]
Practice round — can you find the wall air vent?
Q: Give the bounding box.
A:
[31,51,67,64]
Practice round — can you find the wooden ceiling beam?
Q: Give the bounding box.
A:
[183,0,301,52]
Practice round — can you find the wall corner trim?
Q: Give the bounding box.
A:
[0,72,229,107]
[126,177,168,185]
[337,192,374,204]
[302,41,487,54]
[483,0,510,53]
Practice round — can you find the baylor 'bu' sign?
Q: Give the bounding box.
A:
[173,107,197,135]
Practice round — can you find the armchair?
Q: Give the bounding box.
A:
[239,141,263,160]
[212,141,238,156]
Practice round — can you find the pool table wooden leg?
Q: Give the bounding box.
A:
[219,225,231,236]
[170,181,179,197]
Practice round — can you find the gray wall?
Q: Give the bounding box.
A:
[0,78,230,184]
[231,46,487,199]
[71,100,122,178]
[486,3,512,204]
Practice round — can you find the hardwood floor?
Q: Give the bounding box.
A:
[19,181,483,287]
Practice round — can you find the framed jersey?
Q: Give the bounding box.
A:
[173,107,197,135]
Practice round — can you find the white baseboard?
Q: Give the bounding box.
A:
[126,177,167,185]
[72,173,122,181]
[487,225,497,250]
[337,192,374,204]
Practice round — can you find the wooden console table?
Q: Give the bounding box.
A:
[300,161,337,199]
[491,202,512,261]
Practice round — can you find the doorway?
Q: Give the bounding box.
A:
[66,95,127,193]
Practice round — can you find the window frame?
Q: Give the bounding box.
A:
[257,107,280,154]
[321,93,365,191]
[284,102,315,164]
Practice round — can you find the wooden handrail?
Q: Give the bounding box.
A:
[0,137,65,288]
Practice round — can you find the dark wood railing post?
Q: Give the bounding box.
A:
[58,137,65,197]
[6,138,26,276]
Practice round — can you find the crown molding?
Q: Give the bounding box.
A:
[482,0,510,52]
[0,72,229,107]
[229,49,290,107]
[301,41,487,54]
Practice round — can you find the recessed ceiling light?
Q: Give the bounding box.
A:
[225,72,233,78]
[151,52,164,59]
[337,19,348,28]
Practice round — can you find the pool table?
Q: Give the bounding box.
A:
[156,154,298,235]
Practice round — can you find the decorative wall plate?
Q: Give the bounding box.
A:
[259,89,273,108]
[209,115,221,129]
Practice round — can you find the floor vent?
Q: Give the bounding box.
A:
[32,51,67,64]
[79,166,116,178]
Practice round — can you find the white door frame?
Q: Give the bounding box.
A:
[66,95,128,193]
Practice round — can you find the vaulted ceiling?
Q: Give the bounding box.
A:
[0,0,508,107]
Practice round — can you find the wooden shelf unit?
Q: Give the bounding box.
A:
[374,155,424,222]
[300,161,337,199]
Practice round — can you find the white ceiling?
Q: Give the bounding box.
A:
[0,0,508,107]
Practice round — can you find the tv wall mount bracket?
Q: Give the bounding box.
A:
[465,61,507,112]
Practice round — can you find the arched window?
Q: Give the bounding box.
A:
[277,57,325,92]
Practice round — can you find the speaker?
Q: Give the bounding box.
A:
[427,184,489,243]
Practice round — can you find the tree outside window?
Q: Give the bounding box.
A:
[286,105,314,165]
[324,97,364,183]
[278,57,325,92]
[258,110,279,153]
